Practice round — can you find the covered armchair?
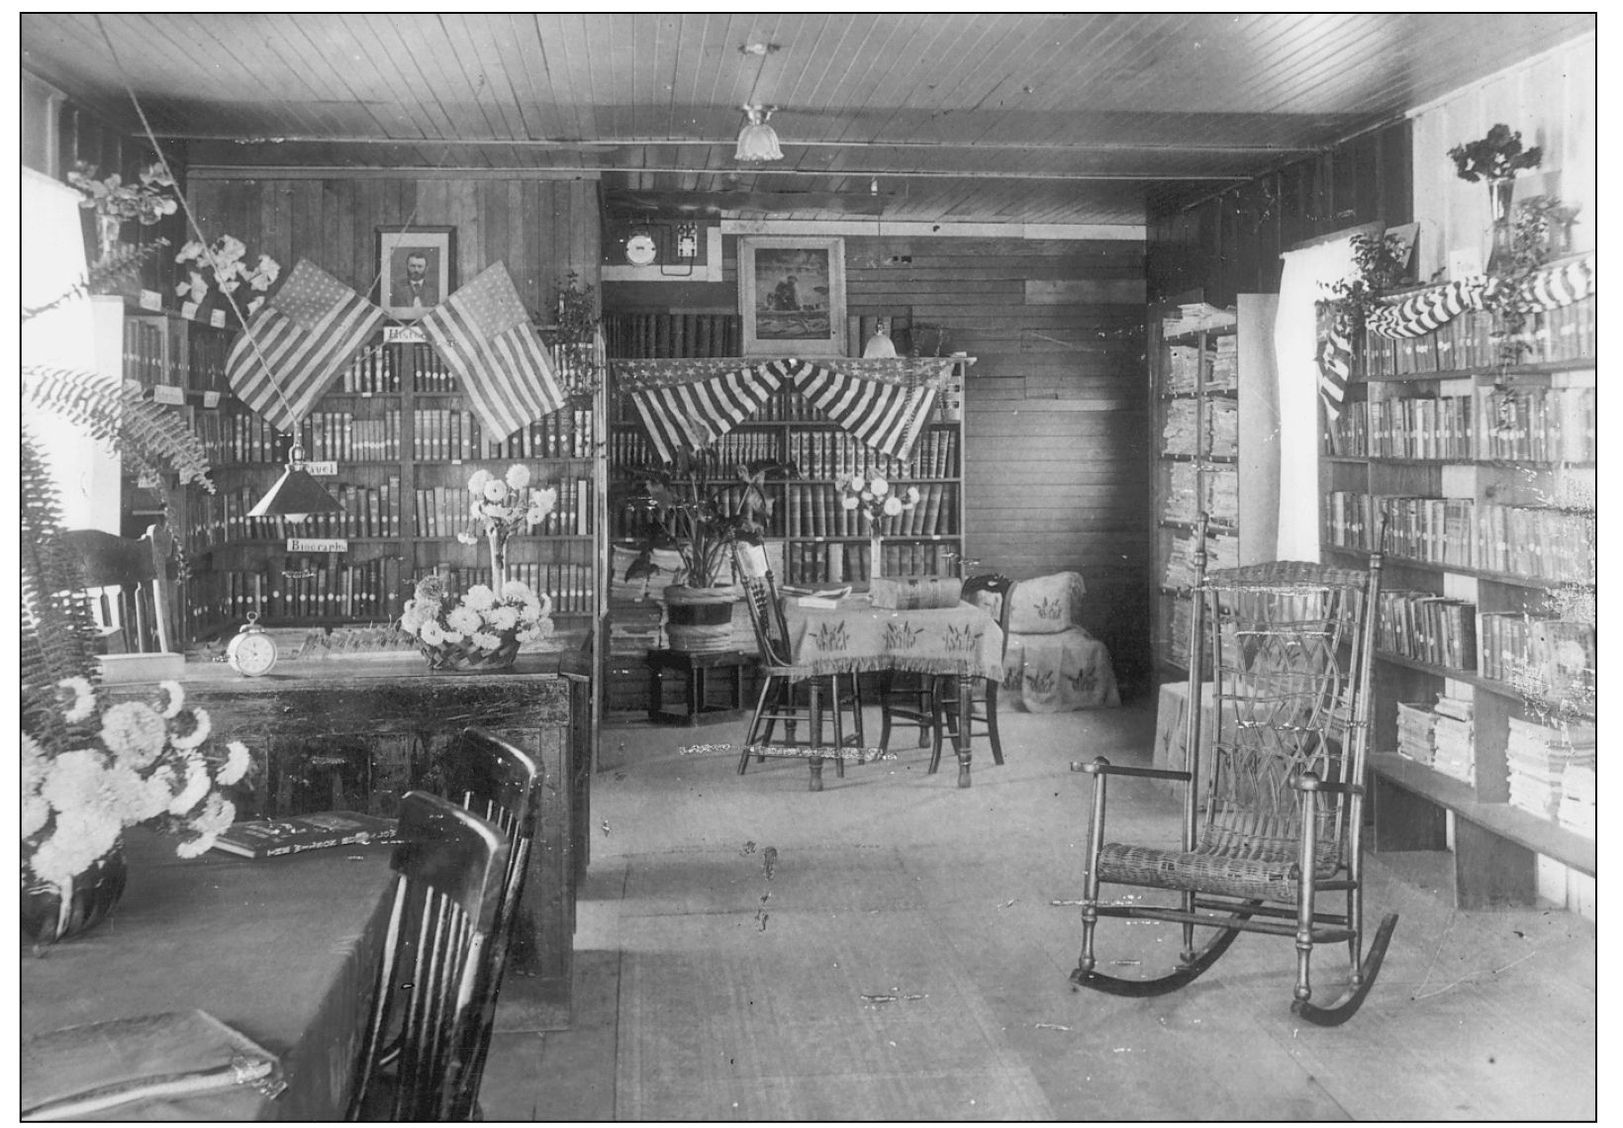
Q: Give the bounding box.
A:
[991,571,1120,712]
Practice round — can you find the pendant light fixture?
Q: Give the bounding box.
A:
[247,443,343,524]
[735,104,783,162]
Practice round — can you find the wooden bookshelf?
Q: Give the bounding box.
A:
[1322,289,1596,908]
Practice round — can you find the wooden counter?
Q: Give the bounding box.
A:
[110,657,590,1031]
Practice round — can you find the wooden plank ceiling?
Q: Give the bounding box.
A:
[21,12,1594,226]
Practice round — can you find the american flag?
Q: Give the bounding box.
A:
[630,364,784,464]
[792,360,938,462]
[1315,300,1352,421]
[223,259,386,433]
[419,262,563,442]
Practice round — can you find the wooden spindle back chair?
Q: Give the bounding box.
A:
[60,524,178,653]
[347,791,508,1120]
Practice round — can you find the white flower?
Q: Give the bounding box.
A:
[400,602,427,633]
[22,733,48,796]
[168,755,211,815]
[29,813,121,886]
[501,580,532,602]
[505,464,532,489]
[99,702,168,766]
[464,585,497,611]
[419,620,446,646]
[848,473,865,491]
[101,761,168,823]
[470,631,502,651]
[440,628,465,644]
[840,494,859,511]
[904,486,921,505]
[531,486,557,517]
[21,795,50,838]
[488,605,520,631]
[169,707,212,751]
[217,741,252,786]
[246,297,264,316]
[446,605,482,634]
[467,469,492,496]
[870,476,889,497]
[176,239,206,264]
[176,794,236,858]
[482,479,509,503]
[883,495,904,516]
[456,531,479,546]
[57,677,95,724]
[156,680,186,718]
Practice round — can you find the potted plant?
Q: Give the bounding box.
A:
[614,450,796,652]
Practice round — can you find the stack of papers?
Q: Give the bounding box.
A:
[1506,717,1597,821]
[1163,302,1238,336]
[1396,702,1436,766]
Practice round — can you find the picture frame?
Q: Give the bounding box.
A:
[375,226,456,320]
[738,236,846,356]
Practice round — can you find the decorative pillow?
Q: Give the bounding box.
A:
[1008,571,1085,635]
[868,575,962,610]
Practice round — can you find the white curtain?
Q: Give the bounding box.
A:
[22,167,124,533]
[1272,235,1360,560]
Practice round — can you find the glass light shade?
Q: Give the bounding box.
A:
[247,464,343,523]
[735,121,783,162]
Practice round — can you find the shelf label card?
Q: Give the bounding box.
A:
[138,289,163,311]
[181,300,200,320]
[303,460,339,477]
[384,325,427,344]
[286,538,348,553]
[151,384,186,406]
[202,390,222,408]
[210,309,227,328]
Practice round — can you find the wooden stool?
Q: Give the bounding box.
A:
[646,648,751,726]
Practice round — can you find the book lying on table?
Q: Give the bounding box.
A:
[211,811,398,859]
[781,584,851,609]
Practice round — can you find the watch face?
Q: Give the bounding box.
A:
[624,232,658,266]
[230,632,278,677]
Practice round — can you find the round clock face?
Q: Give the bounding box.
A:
[624,232,658,267]
[228,630,278,677]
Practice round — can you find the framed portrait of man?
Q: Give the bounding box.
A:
[738,236,846,356]
[376,226,456,320]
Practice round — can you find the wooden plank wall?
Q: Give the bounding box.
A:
[604,233,1151,689]
[1146,120,1412,306]
[185,177,601,314]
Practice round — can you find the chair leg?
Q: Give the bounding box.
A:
[845,672,866,755]
[984,681,1003,765]
[741,677,774,774]
[926,677,948,774]
[827,676,845,779]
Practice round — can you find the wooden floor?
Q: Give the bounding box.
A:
[482,698,1598,1121]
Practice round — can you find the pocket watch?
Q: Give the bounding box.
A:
[226,612,278,677]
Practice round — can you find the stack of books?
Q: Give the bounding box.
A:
[1165,345,1209,392]
[1431,693,1475,781]
[1162,302,1237,337]
[1557,763,1597,839]
[1164,463,1200,523]
[1505,717,1597,821]
[1203,468,1238,523]
[1162,399,1199,454]
[1210,333,1239,390]
[1395,702,1437,766]
[1207,397,1238,458]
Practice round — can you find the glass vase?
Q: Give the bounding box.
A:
[869,534,883,582]
[1485,177,1516,276]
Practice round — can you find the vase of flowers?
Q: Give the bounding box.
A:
[398,464,557,670]
[1449,123,1543,276]
[21,679,252,949]
[66,161,180,265]
[175,235,281,321]
[839,471,920,581]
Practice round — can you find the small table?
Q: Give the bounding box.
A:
[781,596,1003,790]
[645,648,752,726]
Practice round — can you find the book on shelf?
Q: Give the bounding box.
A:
[211,810,397,859]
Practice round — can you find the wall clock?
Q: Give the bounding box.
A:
[624,230,658,267]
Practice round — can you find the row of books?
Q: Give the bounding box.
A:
[1163,464,1238,524]
[1377,590,1478,671]
[604,312,743,360]
[791,427,957,482]
[1324,386,1595,462]
[1477,613,1596,703]
[122,315,186,388]
[1505,716,1596,829]
[1324,492,1596,583]
[337,342,461,394]
[190,481,402,544]
[1162,529,1239,590]
[427,563,595,615]
[412,407,595,463]
[413,478,593,539]
[190,555,404,623]
[784,483,956,539]
[1361,295,1595,377]
[784,541,956,586]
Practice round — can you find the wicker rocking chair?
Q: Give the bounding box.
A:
[1071,524,1397,1025]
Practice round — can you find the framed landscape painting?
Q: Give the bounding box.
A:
[738,236,846,356]
[376,225,456,320]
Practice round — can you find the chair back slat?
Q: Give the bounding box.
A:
[733,541,793,666]
[348,791,507,1122]
[1193,560,1379,875]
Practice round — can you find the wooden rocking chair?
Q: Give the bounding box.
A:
[1071,524,1397,1025]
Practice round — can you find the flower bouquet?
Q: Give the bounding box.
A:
[175,235,281,320]
[840,471,920,580]
[66,161,179,266]
[22,678,252,945]
[398,464,557,670]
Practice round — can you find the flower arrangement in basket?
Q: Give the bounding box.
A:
[398,464,557,670]
[22,678,252,942]
[840,471,921,580]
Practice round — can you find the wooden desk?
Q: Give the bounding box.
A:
[110,658,589,1031]
[780,598,1003,789]
[20,830,395,1120]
